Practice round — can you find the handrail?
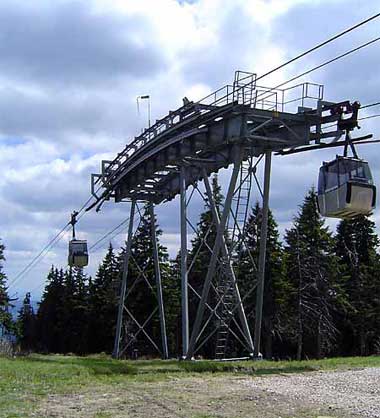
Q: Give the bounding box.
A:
[99,74,324,194]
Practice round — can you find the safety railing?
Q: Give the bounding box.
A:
[96,73,324,195]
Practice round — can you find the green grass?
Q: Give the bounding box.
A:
[0,354,379,417]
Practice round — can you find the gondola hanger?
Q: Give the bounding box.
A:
[70,211,79,240]
[343,131,359,159]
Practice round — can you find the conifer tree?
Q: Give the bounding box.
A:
[88,244,120,353]
[16,292,37,351]
[60,267,89,354]
[284,188,338,359]
[37,267,65,352]
[335,215,380,355]
[0,240,13,335]
[237,202,288,358]
[164,256,181,356]
[188,175,224,296]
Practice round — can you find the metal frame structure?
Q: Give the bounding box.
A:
[90,70,372,360]
[112,201,168,359]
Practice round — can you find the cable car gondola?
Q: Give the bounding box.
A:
[68,211,89,268]
[317,154,376,219]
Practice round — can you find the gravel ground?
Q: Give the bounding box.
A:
[245,367,380,418]
[33,367,380,417]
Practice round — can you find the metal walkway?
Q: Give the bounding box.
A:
[90,72,328,207]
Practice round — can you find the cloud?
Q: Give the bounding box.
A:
[0,1,166,88]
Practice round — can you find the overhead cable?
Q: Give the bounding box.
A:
[361,102,380,109]
[255,36,380,103]
[7,223,70,290]
[254,12,380,84]
[89,217,130,251]
[7,187,103,290]
[359,113,380,121]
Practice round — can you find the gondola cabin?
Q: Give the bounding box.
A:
[68,239,89,268]
[317,156,376,218]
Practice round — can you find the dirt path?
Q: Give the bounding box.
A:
[34,368,380,418]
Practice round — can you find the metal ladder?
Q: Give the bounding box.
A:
[229,159,253,246]
[214,158,253,359]
[214,263,237,359]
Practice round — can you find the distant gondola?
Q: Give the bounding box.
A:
[68,211,89,268]
[317,155,376,218]
[68,239,88,267]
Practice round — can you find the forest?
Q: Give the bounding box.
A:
[2,177,380,360]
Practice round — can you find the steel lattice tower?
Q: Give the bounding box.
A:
[88,70,369,359]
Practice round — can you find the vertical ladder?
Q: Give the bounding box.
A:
[214,263,237,359]
[229,160,252,245]
[214,158,253,358]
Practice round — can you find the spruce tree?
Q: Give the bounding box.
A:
[335,215,380,355]
[0,240,13,335]
[189,175,223,291]
[237,202,288,358]
[88,244,120,353]
[16,292,37,352]
[164,255,181,356]
[36,267,65,352]
[60,267,89,354]
[284,188,338,359]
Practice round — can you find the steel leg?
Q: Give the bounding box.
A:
[180,165,189,358]
[113,200,136,359]
[253,150,272,359]
[149,202,169,359]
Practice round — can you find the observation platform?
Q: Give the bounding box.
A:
[91,71,345,206]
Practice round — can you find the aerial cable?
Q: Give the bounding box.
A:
[361,102,380,109]
[28,215,132,294]
[254,36,380,103]
[7,223,71,290]
[89,216,130,251]
[7,188,102,290]
[30,215,131,295]
[77,195,97,220]
[359,113,380,121]
[253,12,380,85]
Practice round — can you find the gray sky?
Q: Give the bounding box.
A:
[1,0,379,300]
